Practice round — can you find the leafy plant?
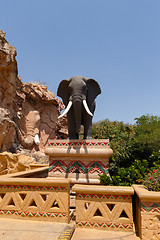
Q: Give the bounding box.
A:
[99,159,148,186]
[133,115,160,160]
[92,119,134,174]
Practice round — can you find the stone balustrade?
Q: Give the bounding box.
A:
[1,166,160,239]
[133,185,160,240]
[72,184,134,231]
[0,177,70,223]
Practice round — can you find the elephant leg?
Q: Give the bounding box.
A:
[67,110,79,139]
[83,115,92,139]
[84,124,92,139]
[68,126,78,139]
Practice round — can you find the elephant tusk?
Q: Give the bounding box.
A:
[83,100,93,117]
[58,101,72,119]
[34,134,40,145]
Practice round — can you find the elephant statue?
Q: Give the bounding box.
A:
[57,76,101,139]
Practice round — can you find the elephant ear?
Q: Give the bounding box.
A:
[57,79,70,106]
[85,78,101,105]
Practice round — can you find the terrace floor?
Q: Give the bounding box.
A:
[72,228,140,240]
[0,218,140,240]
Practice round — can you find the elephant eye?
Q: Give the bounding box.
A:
[82,84,87,91]
[68,85,72,93]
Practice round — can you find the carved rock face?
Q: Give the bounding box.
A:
[0,30,68,154]
[15,82,68,152]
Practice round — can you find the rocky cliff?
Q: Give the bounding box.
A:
[0,30,68,159]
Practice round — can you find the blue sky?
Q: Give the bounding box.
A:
[1,0,160,124]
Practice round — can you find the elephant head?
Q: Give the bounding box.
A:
[16,106,41,148]
[57,76,101,139]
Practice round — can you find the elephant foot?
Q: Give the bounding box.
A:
[83,136,92,140]
[69,134,79,140]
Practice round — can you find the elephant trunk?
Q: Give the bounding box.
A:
[74,102,82,133]
[72,93,82,133]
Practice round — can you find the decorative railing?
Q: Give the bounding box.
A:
[0,178,70,223]
[133,185,160,240]
[72,184,134,231]
[3,167,160,238]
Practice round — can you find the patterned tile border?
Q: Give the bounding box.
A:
[48,141,109,147]
[76,221,133,230]
[0,185,67,191]
[49,160,109,174]
[141,202,160,213]
[76,193,132,200]
[0,210,68,218]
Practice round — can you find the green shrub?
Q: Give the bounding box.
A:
[93,115,160,186]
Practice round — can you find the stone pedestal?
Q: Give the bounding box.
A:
[45,139,113,184]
